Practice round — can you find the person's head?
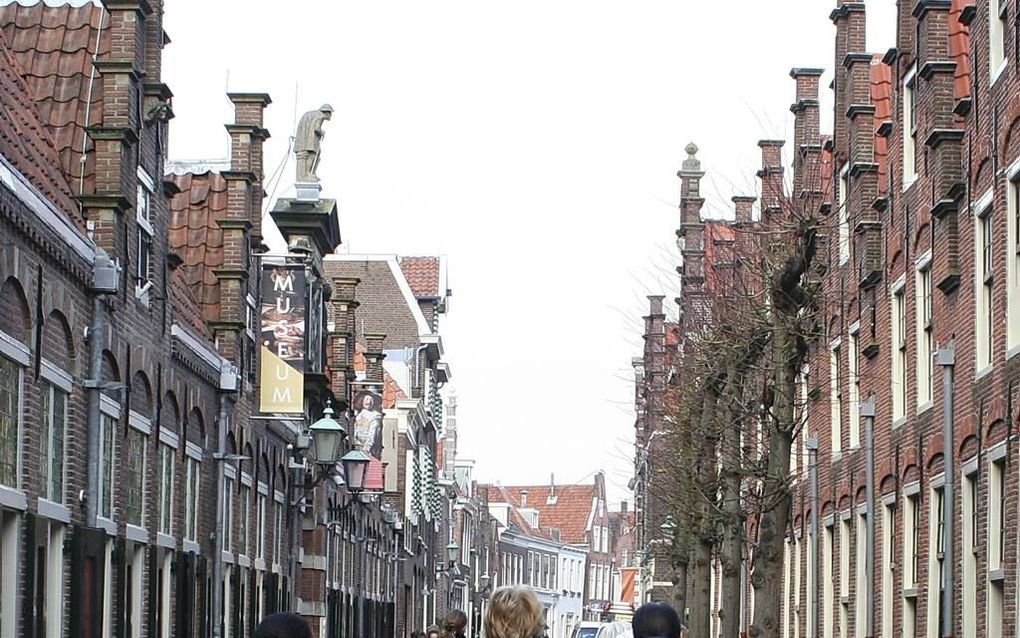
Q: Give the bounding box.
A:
[254,613,312,638]
[485,587,545,638]
[358,392,378,411]
[632,603,684,638]
[444,609,468,637]
[411,631,427,638]
[426,625,443,638]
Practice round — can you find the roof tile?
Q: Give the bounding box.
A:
[399,256,441,298]
[0,24,79,221]
[488,483,596,544]
[169,171,227,323]
[0,1,109,200]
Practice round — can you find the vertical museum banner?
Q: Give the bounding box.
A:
[259,265,307,413]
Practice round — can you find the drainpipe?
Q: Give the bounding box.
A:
[938,343,956,637]
[861,397,876,638]
[84,247,117,527]
[83,292,106,528]
[211,392,231,638]
[807,436,819,638]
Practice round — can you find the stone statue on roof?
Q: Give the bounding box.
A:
[294,104,333,183]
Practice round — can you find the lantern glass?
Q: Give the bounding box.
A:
[446,541,459,563]
[309,406,346,465]
[341,450,370,493]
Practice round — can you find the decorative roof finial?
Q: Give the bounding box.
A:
[681,141,702,173]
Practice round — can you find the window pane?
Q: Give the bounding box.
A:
[49,388,65,501]
[101,414,115,518]
[126,429,146,526]
[0,358,19,487]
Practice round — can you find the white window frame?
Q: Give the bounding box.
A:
[274,490,285,570]
[823,521,834,638]
[126,411,150,532]
[0,332,28,493]
[891,277,907,423]
[256,482,268,561]
[839,514,850,638]
[927,481,946,638]
[854,508,866,638]
[990,0,1009,83]
[915,252,934,410]
[158,438,176,538]
[0,510,18,638]
[975,189,995,373]
[962,464,978,638]
[39,360,71,506]
[1006,158,1020,354]
[98,397,120,524]
[881,496,895,638]
[184,444,202,543]
[135,167,155,306]
[223,469,235,555]
[839,163,851,265]
[830,339,842,456]
[903,66,918,187]
[848,324,860,449]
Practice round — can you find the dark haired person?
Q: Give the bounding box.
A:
[632,603,684,638]
[254,613,312,638]
[444,609,469,638]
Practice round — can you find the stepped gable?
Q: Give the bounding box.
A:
[0,0,109,199]
[399,256,440,298]
[871,57,892,195]
[168,171,227,323]
[0,24,79,222]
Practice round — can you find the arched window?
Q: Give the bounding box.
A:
[0,277,31,490]
[158,393,181,538]
[125,372,153,529]
[39,310,74,504]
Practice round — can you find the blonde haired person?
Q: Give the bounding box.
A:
[484,587,547,638]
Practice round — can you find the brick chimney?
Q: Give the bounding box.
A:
[732,195,756,226]
[363,332,387,384]
[212,94,271,361]
[328,277,360,408]
[226,93,272,248]
[914,0,964,292]
[83,0,155,262]
[757,140,785,223]
[790,68,824,201]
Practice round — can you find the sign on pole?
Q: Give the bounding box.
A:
[259,265,306,413]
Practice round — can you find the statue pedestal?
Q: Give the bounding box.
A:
[295,181,322,202]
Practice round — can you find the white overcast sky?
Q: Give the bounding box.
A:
[163,1,895,504]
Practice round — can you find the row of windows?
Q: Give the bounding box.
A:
[781,455,1011,638]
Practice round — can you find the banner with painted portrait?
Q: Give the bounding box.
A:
[259,265,306,413]
[353,389,385,491]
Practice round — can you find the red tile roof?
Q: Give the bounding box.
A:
[0,24,79,222]
[488,483,595,544]
[0,1,108,199]
[399,256,441,298]
[169,171,226,323]
[871,56,892,195]
[819,137,834,206]
[490,485,555,541]
[949,0,971,104]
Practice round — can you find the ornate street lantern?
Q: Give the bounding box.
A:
[340,450,370,493]
[309,404,346,466]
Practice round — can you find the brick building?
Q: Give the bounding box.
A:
[0,2,455,638]
[636,0,1020,636]
[487,473,614,621]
